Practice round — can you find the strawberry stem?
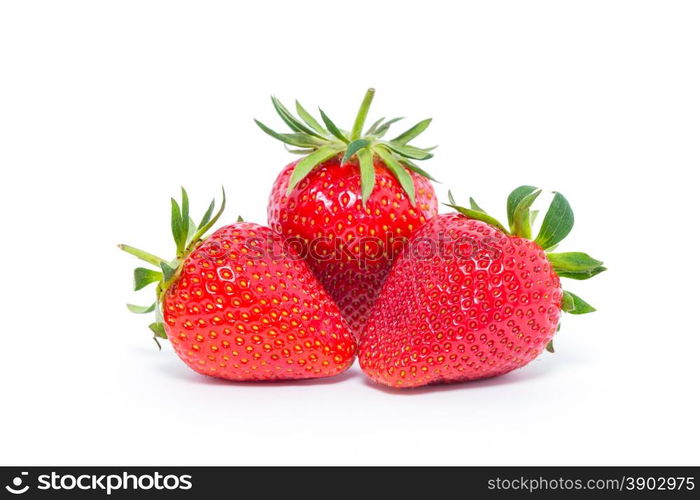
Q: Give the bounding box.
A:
[350,88,376,141]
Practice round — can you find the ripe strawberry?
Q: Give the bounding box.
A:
[258,89,438,335]
[359,186,605,388]
[119,189,356,381]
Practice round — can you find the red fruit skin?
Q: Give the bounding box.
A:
[162,223,356,381]
[359,214,562,388]
[267,156,437,336]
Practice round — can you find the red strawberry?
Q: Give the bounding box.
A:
[119,189,356,381]
[258,89,438,335]
[359,186,605,388]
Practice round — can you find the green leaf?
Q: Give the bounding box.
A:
[127,303,156,314]
[189,187,226,247]
[295,100,327,135]
[149,322,167,339]
[390,118,432,144]
[180,187,189,237]
[271,96,325,139]
[530,209,539,226]
[545,340,555,353]
[375,146,415,204]
[160,261,177,282]
[287,146,340,193]
[507,185,538,232]
[357,148,375,204]
[198,199,215,230]
[374,117,404,138]
[535,192,574,250]
[254,119,322,148]
[186,216,197,241]
[154,302,163,323]
[318,109,349,144]
[548,252,604,272]
[284,146,316,155]
[469,197,485,213]
[444,204,509,234]
[341,139,371,164]
[384,142,433,160]
[561,290,596,314]
[117,244,166,267]
[365,117,385,135]
[237,215,244,222]
[133,267,163,291]
[561,291,574,311]
[447,190,457,205]
[171,198,186,255]
[402,158,439,182]
[512,188,542,239]
[557,266,607,280]
[149,322,167,349]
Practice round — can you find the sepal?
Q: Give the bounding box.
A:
[133,267,162,291]
[507,185,538,231]
[562,290,596,314]
[535,192,574,250]
[357,148,375,204]
[319,109,349,144]
[511,188,542,239]
[295,100,326,134]
[383,142,433,160]
[557,266,607,280]
[373,117,404,138]
[254,120,321,148]
[391,118,432,144]
[443,202,508,233]
[148,322,167,350]
[127,303,156,314]
[548,252,606,280]
[375,147,415,204]
[287,146,341,193]
[160,261,177,282]
[271,96,325,139]
[342,139,371,165]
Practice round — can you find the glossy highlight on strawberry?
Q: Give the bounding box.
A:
[258,89,439,334]
[120,189,356,381]
[359,186,605,388]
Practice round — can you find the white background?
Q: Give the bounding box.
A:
[1,1,698,466]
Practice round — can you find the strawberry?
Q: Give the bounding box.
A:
[359,186,605,388]
[119,189,356,381]
[257,89,438,335]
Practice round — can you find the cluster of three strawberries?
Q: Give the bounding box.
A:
[120,89,604,389]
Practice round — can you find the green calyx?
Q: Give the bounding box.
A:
[255,88,437,205]
[118,187,227,348]
[445,186,606,349]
